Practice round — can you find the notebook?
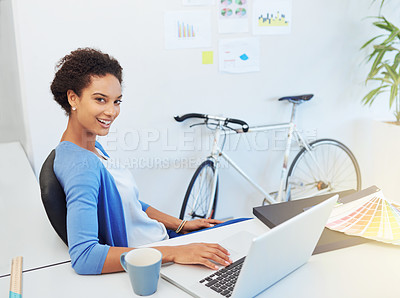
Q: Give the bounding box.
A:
[160,194,338,297]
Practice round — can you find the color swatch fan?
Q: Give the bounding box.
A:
[326,190,400,245]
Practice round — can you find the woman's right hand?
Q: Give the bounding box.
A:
[158,243,232,270]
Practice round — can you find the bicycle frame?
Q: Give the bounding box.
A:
[204,103,330,215]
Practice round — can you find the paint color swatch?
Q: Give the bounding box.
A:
[326,190,400,245]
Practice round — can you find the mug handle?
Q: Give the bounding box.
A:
[120,252,129,272]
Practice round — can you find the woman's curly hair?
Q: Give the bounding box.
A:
[50,48,123,115]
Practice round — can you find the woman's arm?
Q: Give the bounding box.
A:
[145,206,182,230]
[145,206,224,233]
[101,243,232,273]
[101,207,231,273]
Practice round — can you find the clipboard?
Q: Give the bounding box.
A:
[253,186,381,254]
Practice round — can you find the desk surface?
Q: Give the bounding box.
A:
[0,219,269,297]
[262,241,400,298]
[0,262,191,298]
[0,142,70,276]
[1,141,400,297]
[1,218,400,297]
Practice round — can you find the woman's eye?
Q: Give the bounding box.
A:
[115,100,122,105]
[95,97,106,102]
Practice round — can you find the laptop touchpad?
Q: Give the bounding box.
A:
[220,231,257,261]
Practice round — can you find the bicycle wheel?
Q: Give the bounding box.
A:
[179,160,218,220]
[286,139,361,200]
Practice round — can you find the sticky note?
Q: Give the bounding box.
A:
[202,51,214,64]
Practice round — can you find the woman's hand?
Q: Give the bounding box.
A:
[168,243,232,270]
[182,218,224,233]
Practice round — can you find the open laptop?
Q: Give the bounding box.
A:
[161,194,338,298]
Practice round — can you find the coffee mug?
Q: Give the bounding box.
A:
[120,248,162,296]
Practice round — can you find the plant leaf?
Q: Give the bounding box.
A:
[362,85,389,106]
[374,21,392,32]
[369,77,392,84]
[383,29,400,45]
[383,63,400,84]
[367,64,385,81]
[368,50,385,78]
[374,16,395,32]
[373,45,399,52]
[366,48,379,63]
[391,53,400,73]
[361,35,384,49]
[389,84,398,108]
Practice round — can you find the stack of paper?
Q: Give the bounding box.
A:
[326,190,400,245]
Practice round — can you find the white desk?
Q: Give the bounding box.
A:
[258,241,400,298]
[1,141,400,297]
[0,219,268,298]
[2,217,400,297]
[0,262,190,298]
[0,142,70,276]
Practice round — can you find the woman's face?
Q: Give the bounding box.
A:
[68,73,122,137]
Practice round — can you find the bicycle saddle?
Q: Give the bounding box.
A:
[278,94,314,104]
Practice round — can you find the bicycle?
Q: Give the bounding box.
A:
[174,94,362,220]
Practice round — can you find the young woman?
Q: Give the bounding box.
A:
[50,48,238,275]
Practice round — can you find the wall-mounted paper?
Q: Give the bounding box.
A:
[218,0,249,33]
[183,0,215,5]
[219,37,260,73]
[253,0,292,35]
[165,11,212,49]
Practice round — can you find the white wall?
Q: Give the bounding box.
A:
[0,0,28,152]
[11,0,399,218]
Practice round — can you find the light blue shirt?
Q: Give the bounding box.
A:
[54,141,149,274]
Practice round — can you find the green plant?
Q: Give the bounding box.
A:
[361,16,400,123]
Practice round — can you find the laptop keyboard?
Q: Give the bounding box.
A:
[199,257,245,297]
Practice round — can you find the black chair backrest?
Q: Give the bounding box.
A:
[39,149,68,246]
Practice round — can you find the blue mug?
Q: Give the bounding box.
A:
[120,248,162,296]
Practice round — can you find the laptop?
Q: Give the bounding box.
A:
[160,194,338,298]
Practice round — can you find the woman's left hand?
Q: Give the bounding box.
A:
[181,218,224,233]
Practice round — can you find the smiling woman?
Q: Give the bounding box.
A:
[51,48,123,151]
[48,48,242,275]
[65,74,122,143]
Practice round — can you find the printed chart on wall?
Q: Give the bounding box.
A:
[326,190,400,245]
[165,11,212,49]
[219,37,260,73]
[219,0,249,34]
[253,0,292,35]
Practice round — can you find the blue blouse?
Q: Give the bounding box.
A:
[54,141,149,274]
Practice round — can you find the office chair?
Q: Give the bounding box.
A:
[39,149,68,246]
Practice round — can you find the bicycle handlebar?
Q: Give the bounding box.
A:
[174,113,249,132]
[174,113,207,122]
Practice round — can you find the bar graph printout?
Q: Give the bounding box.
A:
[165,11,212,49]
[326,190,400,245]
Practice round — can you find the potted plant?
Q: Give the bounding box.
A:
[360,2,400,201]
[361,16,400,124]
